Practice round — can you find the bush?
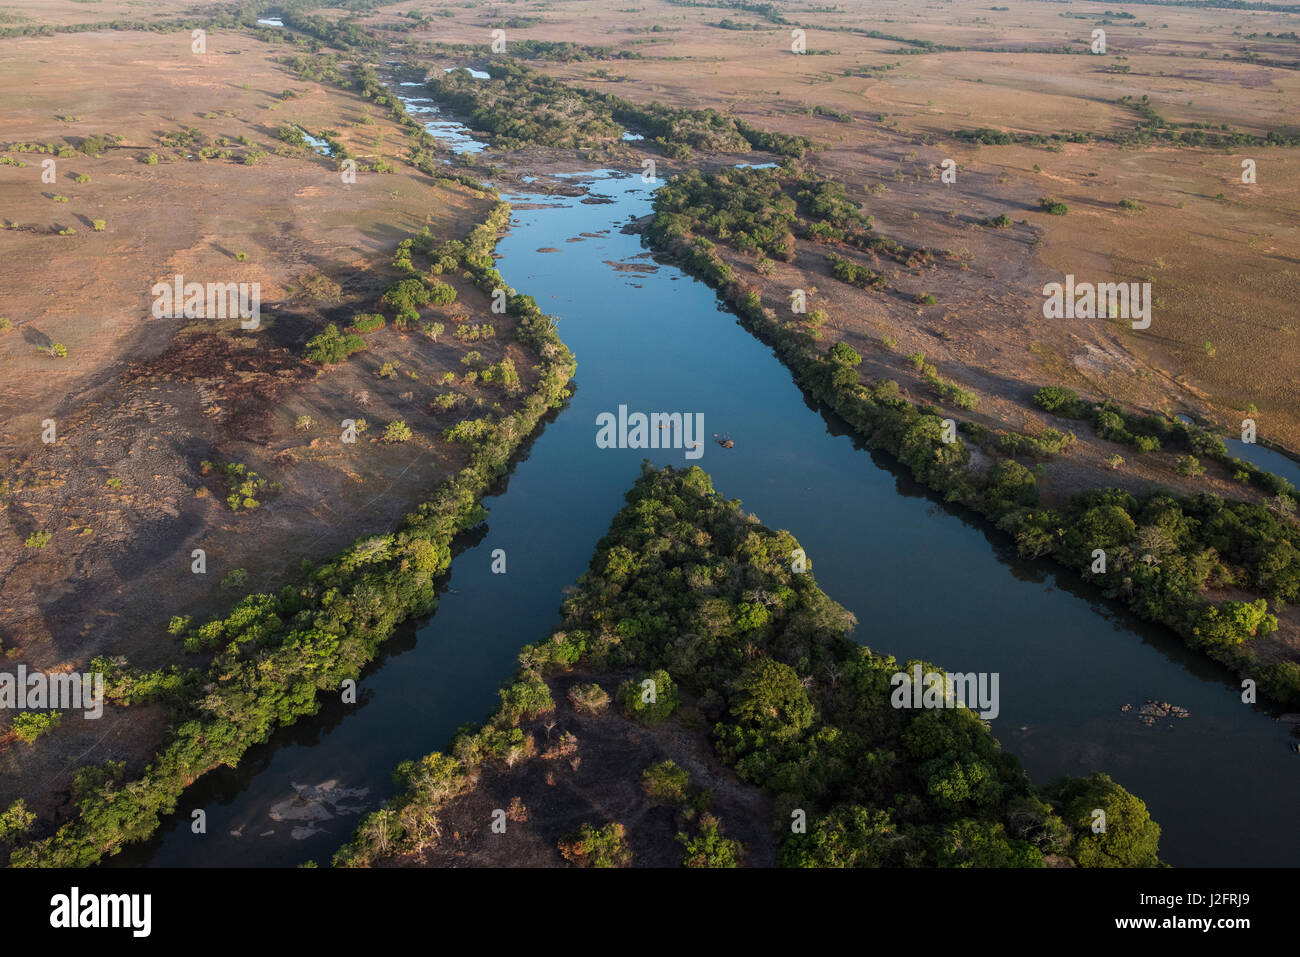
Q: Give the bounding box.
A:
[642,760,691,805]
[304,324,366,365]
[427,280,457,306]
[558,822,631,867]
[383,419,413,443]
[92,219,105,231]
[1175,455,1205,477]
[1033,386,1086,418]
[678,814,743,867]
[220,568,248,590]
[351,313,386,333]
[567,682,609,714]
[1038,197,1069,215]
[0,800,35,843]
[617,669,679,725]
[12,711,62,744]
[829,341,862,365]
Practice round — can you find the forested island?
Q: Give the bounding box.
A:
[337,465,1162,868]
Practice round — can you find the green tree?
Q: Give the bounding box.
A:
[1048,773,1162,867]
[728,657,814,743]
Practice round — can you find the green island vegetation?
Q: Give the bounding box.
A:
[436,38,644,62]
[643,179,1300,710]
[1,199,575,868]
[424,60,813,158]
[649,165,913,287]
[334,465,1162,868]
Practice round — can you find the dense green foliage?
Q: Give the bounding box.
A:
[427,63,622,150]
[304,323,366,365]
[649,165,910,282]
[558,822,633,867]
[339,465,1162,868]
[651,167,797,259]
[425,60,814,158]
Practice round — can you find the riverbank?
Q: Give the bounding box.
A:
[640,167,1300,712]
[4,201,576,867]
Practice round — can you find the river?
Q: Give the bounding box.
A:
[114,82,1300,869]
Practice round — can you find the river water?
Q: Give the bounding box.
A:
[116,85,1300,869]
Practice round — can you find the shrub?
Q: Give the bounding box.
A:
[427,280,457,306]
[50,343,67,358]
[617,669,679,725]
[0,800,36,843]
[1038,197,1069,215]
[1174,455,1205,477]
[642,760,691,805]
[12,711,62,744]
[1032,385,1086,418]
[558,822,631,868]
[220,568,249,590]
[383,419,412,443]
[25,531,51,549]
[0,318,12,333]
[304,323,365,365]
[92,219,105,231]
[678,814,743,867]
[829,341,862,365]
[567,682,609,714]
[351,313,386,333]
